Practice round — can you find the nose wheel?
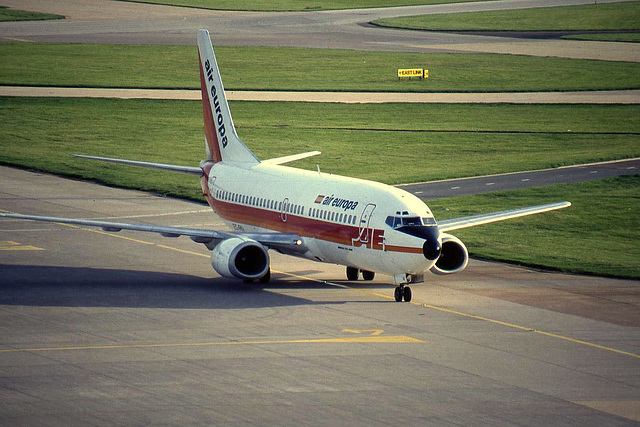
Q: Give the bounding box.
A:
[394,285,412,302]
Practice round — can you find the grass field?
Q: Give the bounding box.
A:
[119,0,487,12]
[2,98,638,186]
[2,43,639,92]
[373,2,640,32]
[1,97,637,278]
[428,175,639,279]
[0,7,64,22]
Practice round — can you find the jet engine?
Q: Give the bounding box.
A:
[430,233,469,275]
[211,237,270,280]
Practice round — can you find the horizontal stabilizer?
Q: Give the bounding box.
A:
[261,151,322,166]
[72,154,202,175]
[438,201,571,232]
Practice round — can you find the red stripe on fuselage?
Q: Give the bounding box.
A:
[205,197,422,254]
[199,54,222,163]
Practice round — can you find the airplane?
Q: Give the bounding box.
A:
[0,29,570,302]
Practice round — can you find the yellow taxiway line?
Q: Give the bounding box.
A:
[0,335,423,354]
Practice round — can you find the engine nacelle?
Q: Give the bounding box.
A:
[430,233,469,275]
[211,237,270,280]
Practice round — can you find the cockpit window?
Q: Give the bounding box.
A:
[423,217,437,226]
[402,216,422,227]
[385,215,437,229]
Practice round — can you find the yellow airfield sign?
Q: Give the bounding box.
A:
[397,68,428,79]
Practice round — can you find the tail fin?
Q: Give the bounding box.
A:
[197,29,259,164]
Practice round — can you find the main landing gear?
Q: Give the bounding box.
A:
[394,285,412,302]
[346,267,375,281]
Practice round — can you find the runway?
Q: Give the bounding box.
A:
[1,166,639,425]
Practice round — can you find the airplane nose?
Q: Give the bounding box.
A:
[422,226,441,261]
[423,238,441,261]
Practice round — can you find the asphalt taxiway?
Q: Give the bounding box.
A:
[400,158,640,198]
[1,166,639,425]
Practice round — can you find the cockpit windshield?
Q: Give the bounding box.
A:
[385,215,437,229]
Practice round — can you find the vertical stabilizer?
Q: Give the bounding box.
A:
[197,29,259,164]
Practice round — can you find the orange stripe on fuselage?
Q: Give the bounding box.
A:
[199,54,222,163]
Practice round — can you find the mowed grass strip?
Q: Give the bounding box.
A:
[1,97,638,187]
[119,0,487,12]
[428,175,639,279]
[2,43,639,92]
[373,1,640,31]
[0,7,64,22]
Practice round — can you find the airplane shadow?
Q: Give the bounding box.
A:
[0,265,377,309]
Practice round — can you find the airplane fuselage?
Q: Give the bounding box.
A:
[201,161,439,276]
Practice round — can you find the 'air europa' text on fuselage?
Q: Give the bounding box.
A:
[315,194,359,211]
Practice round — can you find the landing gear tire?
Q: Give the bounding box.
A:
[394,286,403,302]
[362,270,375,281]
[403,286,412,302]
[394,285,412,302]
[346,266,359,281]
[259,268,271,284]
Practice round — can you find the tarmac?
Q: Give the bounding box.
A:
[1,0,639,424]
[1,166,639,425]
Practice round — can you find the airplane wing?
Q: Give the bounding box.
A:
[0,212,304,252]
[71,154,203,175]
[437,201,571,233]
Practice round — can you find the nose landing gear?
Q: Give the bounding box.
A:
[392,273,421,302]
[394,285,412,302]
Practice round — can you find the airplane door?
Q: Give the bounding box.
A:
[352,203,376,245]
[280,197,289,223]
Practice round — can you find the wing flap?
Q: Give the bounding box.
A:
[438,201,571,232]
